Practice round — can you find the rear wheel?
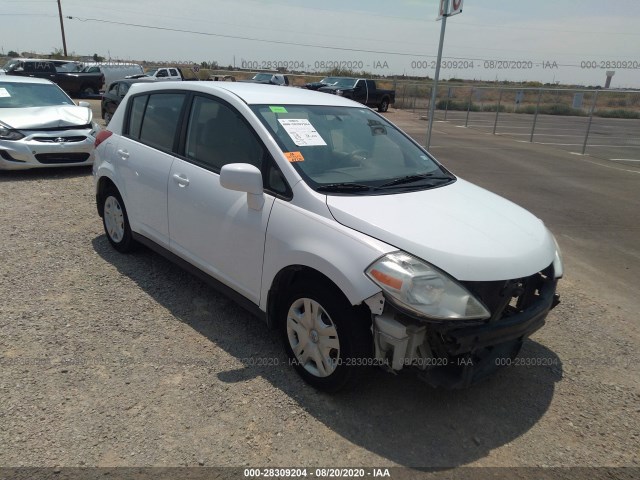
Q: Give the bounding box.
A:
[80,85,97,96]
[102,187,136,253]
[281,278,372,392]
[378,98,389,112]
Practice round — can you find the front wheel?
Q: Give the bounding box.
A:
[378,98,389,112]
[281,278,372,392]
[102,188,136,253]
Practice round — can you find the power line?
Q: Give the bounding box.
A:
[63,16,603,68]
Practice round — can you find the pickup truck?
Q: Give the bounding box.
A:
[128,67,198,81]
[318,78,395,112]
[1,58,105,96]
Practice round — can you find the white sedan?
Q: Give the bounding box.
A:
[93,82,562,392]
[0,76,96,170]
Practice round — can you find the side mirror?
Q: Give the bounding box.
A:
[78,101,90,108]
[220,163,264,210]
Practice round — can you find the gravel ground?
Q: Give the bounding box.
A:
[0,106,638,474]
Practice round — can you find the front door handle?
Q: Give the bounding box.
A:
[116,149,129,160]
[172,173,190,187]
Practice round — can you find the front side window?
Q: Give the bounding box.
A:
[184,95,264,172]
[251,105,454,195]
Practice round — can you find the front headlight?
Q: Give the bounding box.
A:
[0,127,24,141]
[336,89,343,96]
[366,252,490,320]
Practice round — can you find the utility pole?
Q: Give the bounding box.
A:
[57,0,68,57]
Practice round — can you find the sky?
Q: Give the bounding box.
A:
[2,0,640,88]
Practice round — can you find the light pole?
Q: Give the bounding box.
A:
[426,0,449,150]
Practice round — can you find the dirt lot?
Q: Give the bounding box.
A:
[0,105,638,476]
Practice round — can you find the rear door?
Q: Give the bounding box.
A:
[116,91,187,247]
[167,94,277,303]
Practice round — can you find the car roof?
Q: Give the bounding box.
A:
[128,82,361,107]
[0,76,55,85]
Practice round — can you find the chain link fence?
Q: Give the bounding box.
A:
[393,82,640,164]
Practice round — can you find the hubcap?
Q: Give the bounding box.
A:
[286,298,340,378]
[104,195,125,243]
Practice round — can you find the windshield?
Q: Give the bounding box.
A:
[330,78,357,88]
[56,62,81,72]
[144,69,158,77]
[251,105,454,194]
[320,77,341,85]
[0,81,74,108]
[2,60,20,72]
[252,73,274,82]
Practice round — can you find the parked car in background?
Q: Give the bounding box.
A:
[81,63,144,88]
[1,58,105,96]
[128,67,198,81]
[93,82,562,392]
[304,76,341,90]
[319,77,395,112]
[0,76,95,170]
[101,78,156,125]
[242,72,290,85]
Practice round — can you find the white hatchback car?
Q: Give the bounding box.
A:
[0,76,96,170]
[93,82,562,391]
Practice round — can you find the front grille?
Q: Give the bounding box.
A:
[462,264,554,324]
[35,152,91,164]
[32,136,87,143]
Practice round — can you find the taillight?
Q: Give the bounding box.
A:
[95,129,113,148]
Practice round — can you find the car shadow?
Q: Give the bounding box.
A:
[92,235,562,468]
[0,166,92,182]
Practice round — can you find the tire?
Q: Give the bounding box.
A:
[80,86,97,97]
[280,277,372,392]
[104,111,112,126]
[378,98,389,112]
[102,187,136,253]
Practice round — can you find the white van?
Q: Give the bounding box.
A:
[81,63,143,90]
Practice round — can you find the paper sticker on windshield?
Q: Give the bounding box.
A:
[278,119,327,147]
[0,88,11,98]
[269,106,288,113]
[284,151,304,163]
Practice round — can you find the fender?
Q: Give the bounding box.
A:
[260,199,395,311]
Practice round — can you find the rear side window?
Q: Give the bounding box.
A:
[127,93,186,152]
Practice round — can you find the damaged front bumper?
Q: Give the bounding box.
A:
[371,264,560,388]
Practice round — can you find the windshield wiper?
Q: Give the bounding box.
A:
[378,173,453,189]
[316,182,373,193]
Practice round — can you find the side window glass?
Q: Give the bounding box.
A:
[184,95,263,172]
[138,93,186,151]
[117,83,130,97]
[128,95,148,139]
[169,69,179,77]
[108,83,119,94]
[156,70,167,77]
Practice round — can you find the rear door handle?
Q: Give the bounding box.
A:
[172,173,190,187]
[116,149,129,160]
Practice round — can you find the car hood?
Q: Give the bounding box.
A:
[0,105,92,129]
[325,179,556,281]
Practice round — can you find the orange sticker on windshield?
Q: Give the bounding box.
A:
[284,151,305,162]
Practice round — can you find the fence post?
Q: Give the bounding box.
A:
[444,95,449,120]
[493,89,503,134]
[530,88,542,142]
[582,89,599,155]
[465,88,473,127]
[412,84,418,113]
